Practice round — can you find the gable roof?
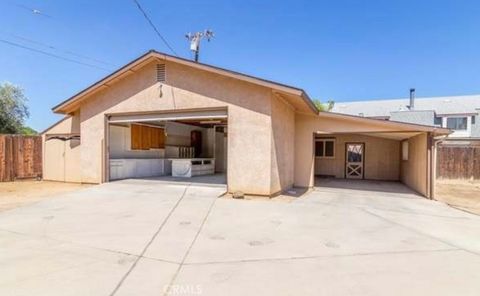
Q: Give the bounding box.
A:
[332,95,480,117]
[53,50,318,114]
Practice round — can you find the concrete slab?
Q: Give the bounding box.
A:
[0,229,137,296]
[315,178,421,197]
[176,250,480,296]
[366,208,480,254]
[114,258,179,296]
[0,181,187,255]
[0,179,479,295]
[309,179,473,219]
[144,186,224,263]
[184,198,452,264]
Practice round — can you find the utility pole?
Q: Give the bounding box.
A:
[185,30,214,62]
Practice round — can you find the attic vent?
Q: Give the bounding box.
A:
[156,64,166,82]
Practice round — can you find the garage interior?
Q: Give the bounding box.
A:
[106,110,228,184]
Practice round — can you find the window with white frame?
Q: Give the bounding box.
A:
[315,138,335,158]
[446,117,468,130]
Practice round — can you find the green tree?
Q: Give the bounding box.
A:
[20,126,38,135]
[313,99,335,112]
[0,82,30,134]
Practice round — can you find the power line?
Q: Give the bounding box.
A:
[0,39,110,71]
[131,0,178,56]
[0,30,114,66]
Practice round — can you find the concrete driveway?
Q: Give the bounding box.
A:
[1,179,480,295]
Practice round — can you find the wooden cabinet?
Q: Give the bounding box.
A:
[150,127,165,149]
[131,124,143,150]
[131,124,165,150]
[150,127,159,148]
[141,125,151,150]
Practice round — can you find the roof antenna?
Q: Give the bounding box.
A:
[185,30,214,62]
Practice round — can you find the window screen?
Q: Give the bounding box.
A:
[325,141,334,157]
[315,139,335,158]
[446,117,467,130]
[315,141,324,157]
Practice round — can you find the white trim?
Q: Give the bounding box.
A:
[442,115,471,138]
[108,110,228,124]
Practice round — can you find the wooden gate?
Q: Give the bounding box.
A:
[0,135,42,182]
[437,141,480,180]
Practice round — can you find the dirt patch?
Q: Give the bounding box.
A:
[0,180,92,212]
[435,179,480,215]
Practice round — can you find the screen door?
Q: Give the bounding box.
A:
[345,143,364,179]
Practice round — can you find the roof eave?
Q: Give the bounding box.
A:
[53,50,316,115]
[319,111,452,135]
[52,50,158,114]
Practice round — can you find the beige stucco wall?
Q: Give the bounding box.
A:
[315,134,400,181]
[75,60,294,195]
[42,113,81,182]
[400,133,429,196]
[270,96,295,194]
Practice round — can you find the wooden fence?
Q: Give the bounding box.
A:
[0,135,42,182]
[437,142,480,180]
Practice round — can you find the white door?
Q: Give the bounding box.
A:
[345,143,364,179]
[44,139,66,182]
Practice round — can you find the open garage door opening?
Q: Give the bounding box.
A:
[106,109,228,186]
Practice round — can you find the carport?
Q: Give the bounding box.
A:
[294,112,451,198]
[314,131,425,192]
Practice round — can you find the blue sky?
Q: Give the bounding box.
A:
[1,0,480,131]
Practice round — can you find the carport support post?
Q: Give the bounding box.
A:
[430,135,445,200]
[427,132,434,200]
[103,115,110,183]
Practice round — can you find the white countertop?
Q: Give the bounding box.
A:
[168,158,214,161]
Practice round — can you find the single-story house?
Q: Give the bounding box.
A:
[42,50,450,198]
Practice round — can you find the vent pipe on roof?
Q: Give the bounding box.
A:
[409,88,415,110]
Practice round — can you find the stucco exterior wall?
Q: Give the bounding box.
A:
[400,133,428,196]
[315,134,400,181]
[42,113,81,182]
[77,60,280,195]
[270,96,295,194]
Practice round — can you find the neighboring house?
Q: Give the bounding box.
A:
[332,90,480,138]
[41,50,449,198]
